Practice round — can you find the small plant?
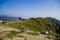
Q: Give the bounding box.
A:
[0,38,2,40]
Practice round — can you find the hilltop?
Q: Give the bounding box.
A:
[0,17,60,40]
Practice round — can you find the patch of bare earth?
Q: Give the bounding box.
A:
[0,25,20,32]
[0,25,52,40]
[17,33,49,40]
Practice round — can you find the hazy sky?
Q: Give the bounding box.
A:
[0,0,60,20]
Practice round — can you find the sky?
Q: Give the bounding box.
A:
[0,0,60,20]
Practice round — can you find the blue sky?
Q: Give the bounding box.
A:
[0,0,60,20]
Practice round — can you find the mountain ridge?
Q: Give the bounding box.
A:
[0,15,17,20]
[0,16,60,40]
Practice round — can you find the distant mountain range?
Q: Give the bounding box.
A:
[0,15,17,20]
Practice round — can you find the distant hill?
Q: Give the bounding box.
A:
[45,17,60,26]
[0,15,17,20]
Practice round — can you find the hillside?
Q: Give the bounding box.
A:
[45,17,60,34]
[45,17,60,25]
[0,17,60,40]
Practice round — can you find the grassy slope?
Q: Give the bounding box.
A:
[0,17,60,40]
[4,18,56,33]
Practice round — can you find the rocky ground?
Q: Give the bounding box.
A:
[0,25,55,40]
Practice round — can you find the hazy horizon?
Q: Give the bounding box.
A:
[0,0,60,20]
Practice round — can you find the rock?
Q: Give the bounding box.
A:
[45,31,49,35]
